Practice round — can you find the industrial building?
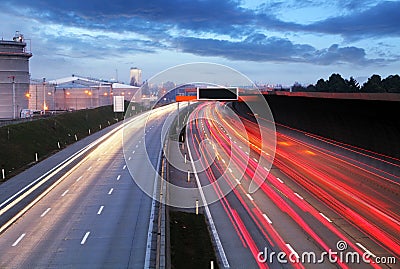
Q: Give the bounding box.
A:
[28,75,141,111]
[0,32,32,119]
[129,67,142,86]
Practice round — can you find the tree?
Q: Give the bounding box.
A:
[382,75,400,93]
[315,78,328,92]
[345,76,360,92]
[327,73,347,92]
[361,74,385,92]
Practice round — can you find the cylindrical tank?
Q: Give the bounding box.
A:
[0,32,32,119]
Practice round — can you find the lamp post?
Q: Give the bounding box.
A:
[7,76,16,119]
[42,78,46,115]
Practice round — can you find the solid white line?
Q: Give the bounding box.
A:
[0,112,144,235]
[123,165,126,170]
[61,190,69,197]
[262,213,272,224]
[117,175,121,181]
[187,136,230,268]
[108,188,114,195]
[286,243,299,259]
[276,178,284,184]
[246,193,254,201]
[97,206,104,215]
[12,233,26,247]
[40,207,51,217]
[356,243,376,257]
[80,231,90,245]
[144,137,164,269]
[294,192,304,200]
[319,212,332,223]
[76,176,83,182]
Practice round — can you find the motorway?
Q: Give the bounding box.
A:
[0,104,176,268]
[185,101,399,269]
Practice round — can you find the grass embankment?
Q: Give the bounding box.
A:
[0,103,144,180]
[170,211,219,269]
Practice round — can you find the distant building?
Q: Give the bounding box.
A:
[29,75,141,111]
[0,32,32,119]
[129,67,142,86]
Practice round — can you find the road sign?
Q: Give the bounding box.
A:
[197,87,238,101]
[113,96,125,112]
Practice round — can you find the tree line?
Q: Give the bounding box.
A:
[292,74,400,93]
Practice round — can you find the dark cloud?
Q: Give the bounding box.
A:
[306,1,400,38]
[0,0,397,65]
[174,34,375,65]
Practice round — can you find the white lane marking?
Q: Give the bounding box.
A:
[12,233,26,247]
[128,157,132,161]
[235,178,242,185]
[97,157,101,161]
[262,213,273,224]
[61,190,69,197]
[136,145,139,148]
[221,159,226,164]
[319,212,332,223]
[97,206,104,215]
[144,138,164,269]
[40,207,51,217]
[123,165,126,170]
[108,188,114,195]
[103,151,108,155]
[239,145,242,149]
[264,166,269,171]
[228,168,233,173]
[117,175,121,181]
[132,150,135,154]
[356,243,376,258]
[294,192,304,200]
[76,176,83,182]
[286,243,299,259]
[276,178,284,184]
[253,158,258,162]
[187,138,230,268]
[246,193,254,201]
[80,231,90,245]
[87,166,92,171]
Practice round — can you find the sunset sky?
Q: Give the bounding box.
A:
[1,0,399,85]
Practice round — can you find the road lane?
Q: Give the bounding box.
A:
[0,105,175,268]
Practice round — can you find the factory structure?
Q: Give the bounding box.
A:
[28,76,141,112]
[0,32,143,119]
[129,67,142,86]
[0,32,32,119]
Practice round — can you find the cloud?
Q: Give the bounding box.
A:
[174,34,376,65]
[306,1,400,39]
[0,0,397,67]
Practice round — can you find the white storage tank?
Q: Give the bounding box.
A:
[0,32,32,119]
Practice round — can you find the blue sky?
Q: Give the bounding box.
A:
[1,0,399,85]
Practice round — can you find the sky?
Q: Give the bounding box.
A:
[1,0,399,86]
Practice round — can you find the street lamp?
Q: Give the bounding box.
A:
[42,78,46,115]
